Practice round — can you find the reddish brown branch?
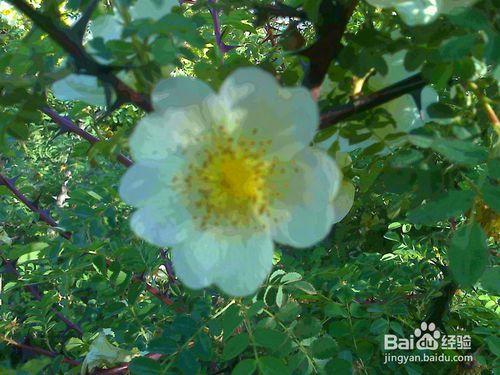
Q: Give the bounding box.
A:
[139,277,174,306]
[41,107,133,167]
[94,353,163,374]
[0,334,81,366]
[301,0,359,95]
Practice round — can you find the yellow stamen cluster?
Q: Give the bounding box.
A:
[174,128,280,230]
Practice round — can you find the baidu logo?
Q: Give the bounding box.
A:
[384,322,471,351]
[414,322,440,350]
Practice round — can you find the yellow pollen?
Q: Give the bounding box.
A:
[175,131,275,230]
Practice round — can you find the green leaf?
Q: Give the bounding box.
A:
[485,336,500,357]
[221,305,243,340]
[294,317,321,338]
[439,35,477,61]
[324,358,352,374]
[369,319,389,335]
[487,159,500,179]
[253,328,287,349]
[222,333,249,360]
[479,266,500,295]
[150,37,177,65]
[481,181,500,213]
[311,337,338,359]
[64,337,84,351]
[258,356,290,375]
[293,281,317,295]
[275,285,284,307]
[178,350,200,375]
[430,139,488,166]
[276,302,301,322]
[447,8,491,31]
[422,63,453,89]
[280,272,302,284]
[448,222,489,288]
[232,359,257,375]
[129,357,161,375]
[407,190,475,225]
[324,303,348,318]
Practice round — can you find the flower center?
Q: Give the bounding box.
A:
[175,130,277,230]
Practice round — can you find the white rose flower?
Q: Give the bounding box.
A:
[130,0,177,21]
[51,74,107,106]
[365,0,478,26]
[332,181,355,224]
[119,68,342,296]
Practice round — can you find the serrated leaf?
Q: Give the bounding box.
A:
[293,281,317,295]
[280,272,302,284]
[431,139,488,166]
[275,286,284,307]
[253,328,287,349]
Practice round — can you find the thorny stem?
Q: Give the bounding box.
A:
[1,257,84,337]
[208,0,236,55]
[0,173,72,239]
[0,334,81,366]
[41,107,133,167]
[0,175,173,308]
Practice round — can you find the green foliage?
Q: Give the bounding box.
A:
[0,0,498,374]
